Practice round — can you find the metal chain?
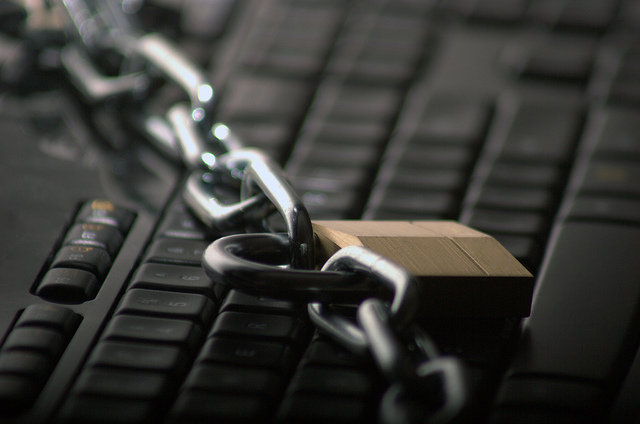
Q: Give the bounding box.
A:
[52,1,471,422]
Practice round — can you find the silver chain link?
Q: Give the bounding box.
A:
[56,1,470,422]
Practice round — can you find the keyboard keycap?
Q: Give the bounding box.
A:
[87,341,188,376]
[103,315,202,351]
[129,263,215,297]
[117,289,215,325]
[504,222,640,406]
[76,199,135,233]
[36,268,99,303]
[51,246,111,279]
[143,239,209,266]
[63,223,123,257]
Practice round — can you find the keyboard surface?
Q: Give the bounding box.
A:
[2,0,640,422]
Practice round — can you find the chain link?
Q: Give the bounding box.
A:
[54,1,470,422]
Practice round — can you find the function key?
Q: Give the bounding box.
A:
[36,268,99,304]
[63,223,123,258]
[76,199,135,234]
[50,245,111,279]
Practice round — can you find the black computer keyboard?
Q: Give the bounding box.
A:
[2,0,640,422]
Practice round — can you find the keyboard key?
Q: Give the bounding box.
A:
[102,315,201,351]
[590,107,640,160]
[277,394,370,424]
[36,268,99,303]
[210,311,304,341]
[51,245,111,279]
[564,195,640,225]
[2,327,66,360]
[199,337,292,369]
[171,391,270,423]
[496,378,602,410]
[184,363,282,395]
[0,351,51,382]
[405,94,491,143]
[507,222,640,384]
[64,223,123,257]
[117,289,215,325]
[57,395,154,424]
[475,185,554,212]
[289,367,374,396]
[129,263,215,297]
[487,161,561,188]
[143,239,209,266]
[491,97,581,163]
[219,289,299,315]
[73,369,169,399]
[15,304,81,337]
[0,375,41,413]
[76,199,135,233]
[87,341,188,376]
[577,160,640,197]
[464,208,545,236]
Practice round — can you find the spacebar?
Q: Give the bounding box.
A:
[494,222,640,417]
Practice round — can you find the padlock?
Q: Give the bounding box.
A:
[312,220,534,318]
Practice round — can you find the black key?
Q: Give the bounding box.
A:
[590,108,640,160]
[76,199,134,233]
[502,222,640,407]
[16,304,81,337]
[377,189,456,215]
[219,290,298,315]
[143,239,209,266]
[36,268,99,303]
[129,263,215,297]
[184,363,281,395]
[2,327,66,360]
[564,195,640,225]
[171,391,269,423]
[487,162,561,188]
[87,341,188,376]
[57,395,154,424]
[64,223,123,257]
[407,94,491,143]
[289,367,373,396]
[210,311,303,341]
[277,394,369,424]
[102,315,201,351]
[491,98,581,163]
[501,35,595,82]
[303,337,363,368]
[475,185,554,212]
[0,351,51,382]
[50,245,111,279]
[73,369,168,400]
[218,74,310,122]
[464,208,545,236]
[577,160,640,197]
[0,375,41,413]
[156,203,208,240]
[117,289,215,325]
[496,378,602,410]
[199,337,291,369]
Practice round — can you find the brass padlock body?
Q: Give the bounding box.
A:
[313,220,534,318]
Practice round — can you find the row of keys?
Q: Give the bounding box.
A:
[0,304,80,413]
[35,200,135,304]
[56,196,313,423]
